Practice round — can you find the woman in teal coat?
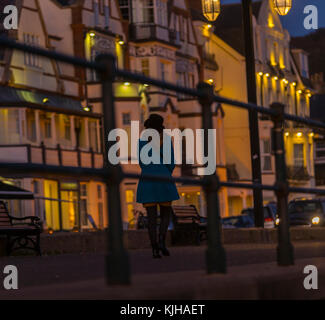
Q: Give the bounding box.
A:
[137,114,179,258]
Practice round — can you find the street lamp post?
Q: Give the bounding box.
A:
[241,0,264,227]
[201,0,293,227]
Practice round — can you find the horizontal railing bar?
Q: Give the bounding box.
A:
[0,163,109,177]
[122,171,325,195]
[212,95,277,117]
[0,162,324,195]
[289,186,325,195]
[220,181,277,191]
[284,113,325,130]
[116,69,203,98]
[1,37,325,131]
[122,171,205,185]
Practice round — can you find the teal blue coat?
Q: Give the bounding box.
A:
[136,137,180,204]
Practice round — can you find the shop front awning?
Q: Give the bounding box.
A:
[0,85,96,116]
[0,181,34,199]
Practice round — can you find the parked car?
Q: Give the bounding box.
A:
[222,214,255,229]
[288,198,325,227]
[241,203,277,228]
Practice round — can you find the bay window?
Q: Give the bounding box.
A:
[141,58,149,76]
[135,0,154,24]
[131,0,167,25]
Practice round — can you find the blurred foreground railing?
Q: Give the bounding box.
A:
[1,36,325,285]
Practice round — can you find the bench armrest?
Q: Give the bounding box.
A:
[10,216,40,222]
[10,216,42,229]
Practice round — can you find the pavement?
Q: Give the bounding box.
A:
[0,241,325,299]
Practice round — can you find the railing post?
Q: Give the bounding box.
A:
[57,144,62,166]
[198,82,226,274]
[96,54,130,285]
[41,141,46,164]
[270,103,294,266]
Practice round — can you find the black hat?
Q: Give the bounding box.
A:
[144,114,165,133]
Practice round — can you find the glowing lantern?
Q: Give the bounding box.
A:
[201,0,221,22]
[273,0,292,16]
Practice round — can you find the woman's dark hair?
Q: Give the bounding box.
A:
[144,114,165,133]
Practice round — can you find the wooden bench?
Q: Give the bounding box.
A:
[0,201,42,256]
[171,205,207,245]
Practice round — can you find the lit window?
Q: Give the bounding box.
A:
[80,184,88,197]
[294,144,304,168]
[141,59,149,76]
[261,139,272,172]
[80,183,88,226]
[26,110,36,142]
[63,116,71,140]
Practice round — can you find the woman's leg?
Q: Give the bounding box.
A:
[145,205,161,258]
[159,205,172,256]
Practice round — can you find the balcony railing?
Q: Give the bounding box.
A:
[287,166,310,181]
[0,144,103,168]
[129,23,169,42]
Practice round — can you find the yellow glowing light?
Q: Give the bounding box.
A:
[43,98,49,104]
[201,0,221,22]
[273,76,278,81]
[285,132,289,137]
[296,132,303,138]
[282,78,288,84]
[312,216,320,225]
[268,14,275,28]
[275,218,280,225]
[124,82,131,86]
[207,78,214,84]
[307,93,312,98]
[292,82,297,86]
[265,73,270,78]
[297,90,302,94]
[309,132,314,138]
[273,0,292,16]
[206,24,213,29]
[118,40,125,45]
[89,31,96,38]
[258,72,263,76]
[181,193,185,197]
[197,192,201,196]
[144,84,149,87]
[83,106,91,112]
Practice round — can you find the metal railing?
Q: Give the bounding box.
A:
[1,36,325,285]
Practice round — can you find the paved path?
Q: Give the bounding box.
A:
[0,241,325,289]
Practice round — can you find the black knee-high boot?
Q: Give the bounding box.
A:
[159,205,172,256]
[146,205,161,258]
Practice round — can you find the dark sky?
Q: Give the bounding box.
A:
[222,0,324,37]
